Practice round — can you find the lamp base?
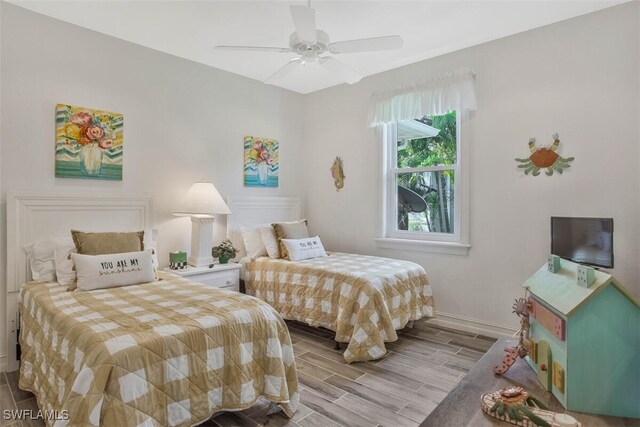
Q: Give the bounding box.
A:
[188,217,214,268]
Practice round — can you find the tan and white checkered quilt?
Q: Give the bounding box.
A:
[243,252,434,363]
[18,272,299,426]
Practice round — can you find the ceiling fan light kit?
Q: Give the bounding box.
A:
[215,2,403,85]
[289,30,330,54]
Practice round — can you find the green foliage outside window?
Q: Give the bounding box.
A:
[396,111,457,234]
[396,111,457,168]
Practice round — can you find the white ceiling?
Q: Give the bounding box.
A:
[8,0,625,94]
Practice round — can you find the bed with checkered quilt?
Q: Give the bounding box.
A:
[243,252,434,363]
[17,272,299,426]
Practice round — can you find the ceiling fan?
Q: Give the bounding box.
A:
[215,1,403,85]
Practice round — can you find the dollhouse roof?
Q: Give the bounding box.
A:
[523,258,640,317]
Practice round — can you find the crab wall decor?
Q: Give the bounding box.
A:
[515,133,574,176]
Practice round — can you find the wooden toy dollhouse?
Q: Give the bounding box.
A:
[523,258,640,418]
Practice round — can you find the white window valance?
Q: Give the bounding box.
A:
[368,69,477,127]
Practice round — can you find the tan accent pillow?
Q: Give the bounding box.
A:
[272,220,309,260]
[71,230,145,255]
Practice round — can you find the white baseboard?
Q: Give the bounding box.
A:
[0,354,6,373]
[430,311,517,338]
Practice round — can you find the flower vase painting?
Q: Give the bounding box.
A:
[244,135,279,187]
[55,104,123,180]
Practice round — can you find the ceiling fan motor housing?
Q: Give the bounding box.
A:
[289,30,330,55]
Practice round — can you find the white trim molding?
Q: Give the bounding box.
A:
[430,311,518,338]
[374,238,470,255]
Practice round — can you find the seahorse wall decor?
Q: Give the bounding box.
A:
[330,156,345,191]
[515,133,574,176]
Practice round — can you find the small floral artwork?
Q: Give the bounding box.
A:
[55,104,123,180]
[244,135,279,187]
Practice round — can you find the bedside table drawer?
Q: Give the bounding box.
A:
[163,264,242,292]
[196,270,239,290]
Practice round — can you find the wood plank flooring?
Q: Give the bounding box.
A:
[214,319,494,427]
[0,319,493,426]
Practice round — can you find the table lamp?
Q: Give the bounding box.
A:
[174,182,231,267]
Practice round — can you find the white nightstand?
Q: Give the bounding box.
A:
[163,263,241,292]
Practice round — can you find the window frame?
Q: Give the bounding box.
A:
[377,110,470,255]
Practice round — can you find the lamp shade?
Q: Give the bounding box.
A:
[174,182,231,217]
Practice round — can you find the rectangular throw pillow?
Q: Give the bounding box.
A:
[53,237,77,286]
[281,236,327,261]
[240,224,268,259]
[273,220,309,260]
[71,250,156,291]
[72,230,144,255]
[24,238,56,281]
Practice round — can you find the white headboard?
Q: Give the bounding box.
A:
[5,193,153,372]
[6,193,154,293]
[226,196,302,257]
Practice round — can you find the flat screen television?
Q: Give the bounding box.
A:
[551,217,614,268]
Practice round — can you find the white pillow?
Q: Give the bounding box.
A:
[53,237,77,286]
[240,224,268,259]
[259,225,281,259]
[143,237,160,272]
[54,235,158,287]
[143,229,160,269]
[281,236,327,261]
[24,239,56,281]
[71,250,156,291]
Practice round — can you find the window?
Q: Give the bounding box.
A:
[378,111,470,254]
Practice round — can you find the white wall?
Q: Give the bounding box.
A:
[1,2,639,370]
[303,2,640,335]
[0,0,4,373]
[0,3,306,370]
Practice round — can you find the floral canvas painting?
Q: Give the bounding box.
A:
[244,135,279,187]
[55,104,123,180]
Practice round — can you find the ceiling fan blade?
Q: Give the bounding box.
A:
[319,56,362,84]
[329,35,403,54]
[215,45,291,53]
[265,58,303,84]
[290,5,317,43]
